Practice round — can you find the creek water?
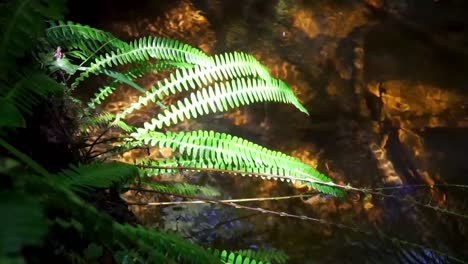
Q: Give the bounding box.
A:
[69,0,468,263]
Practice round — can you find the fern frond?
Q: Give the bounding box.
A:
[45,21,129,56]
[87,61,191,109]
[139,77,308,130]
[56,162,138,193]
[73,36,214,87]
[234,249,288,264]
[0,192,47,257]
[211,249,269,264]
[114,52,294,120]
[0,71,63,115]
[81,112,115,129]
[81,113,134,132]
[116,225,220,263]
[0,0,66,81]
[142,182,221,197]
[133,130,342,196]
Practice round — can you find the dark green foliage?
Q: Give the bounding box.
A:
[57,162,139,193]
[45,21,129,58]
[0,193,47,256]
[0,0,66,81]
[1,71,64,115]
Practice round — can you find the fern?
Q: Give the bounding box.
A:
[81,112,134,133]
[137,77,307,130]
[0,138,221,264]
[45,21,129,57]
[142,182,221,197]
[234,249,288,264]
[114,52,278,120]
[73,36,215,87]
[56,162,138,193]
[0,192,47,259]
[132,130,342,196]
[212,249,271,264]
[138,157,341,197]
[2,72,63,113]
[87,61,191,109]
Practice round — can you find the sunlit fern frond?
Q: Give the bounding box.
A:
[234,249,288,264]
[114,52,276,120]
[133,130,342,196]
[56,162,138,193]
[135,77,307,130]
[73,36,215,87]
[87,61,192,110]
[0,0,66,81]
[45,21,129,56]
[211,249,270,264]
[142,182,221,197]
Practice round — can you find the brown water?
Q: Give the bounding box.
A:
[69,0,468,262]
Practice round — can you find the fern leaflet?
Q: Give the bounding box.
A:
[114,52,291,120]
[87,61,191,109]
[139,77,307,130]
[133,130,342,196]
[73,36,214,87]
[45,21,129,56]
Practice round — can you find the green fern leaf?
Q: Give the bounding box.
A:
[114,52,274,120]
[212,249,269,264]
[73,36,214,87]
[87,61,191,109]
[0,192,47,256]
[0,71,63,115]
[81,113,134,133]
[56,162,138,193]
[140,158,342,196]
[134,131,343,196]
[0,0,66,81]
[136,77,307,130]
[45,21,129,56]
[0,99,25,128]
[234,249,288,264]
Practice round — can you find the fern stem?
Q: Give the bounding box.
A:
[136,164,468,220]
[84,126,112,161]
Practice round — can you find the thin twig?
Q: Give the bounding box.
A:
[135,164,468,219]
[123,192,313,206]
[125,186,465,264]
